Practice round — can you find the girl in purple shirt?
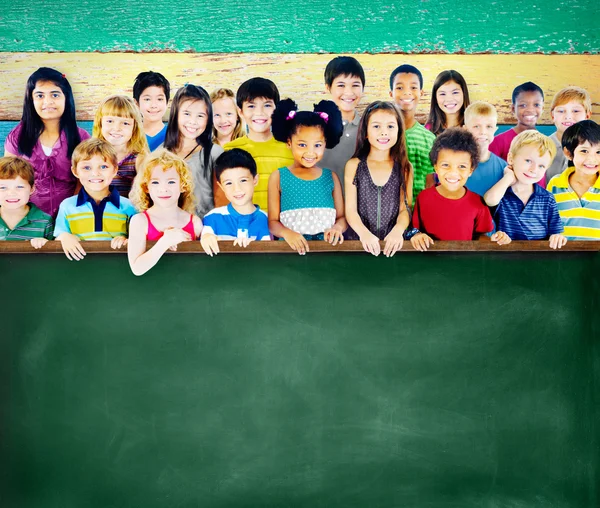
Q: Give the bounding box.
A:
[4,67,89,217]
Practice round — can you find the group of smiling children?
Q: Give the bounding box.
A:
[1,58,599,274]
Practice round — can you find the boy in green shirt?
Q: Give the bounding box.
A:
[0,156,53,247]
[389,64,436,199]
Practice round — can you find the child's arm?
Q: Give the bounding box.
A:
[484,166,516,206]
[344,158,381,256]
[323,172,347,246]
[382,165,414,257]
[53,202,86,261]
[200,215,221,256]
[547,196,567,249]
[127,213,191,276]
[30,216,55,249]
[268,170,310,255]
[408,194,434,252]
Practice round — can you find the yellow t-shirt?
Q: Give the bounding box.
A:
[224,136,294,211]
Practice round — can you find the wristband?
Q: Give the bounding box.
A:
[403,228,420,240]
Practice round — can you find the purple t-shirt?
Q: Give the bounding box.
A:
[4,123,90,217]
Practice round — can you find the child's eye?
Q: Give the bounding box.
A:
[150,180,159,185]
[105,119,112,123]
[264,104,273,109]
[240,178,248,183]
[298,143,306,148]
[247,105,254,109]
[224,181,232,186]
[168,180,177,185]
[100,165,109,170]
[315,143,323,148]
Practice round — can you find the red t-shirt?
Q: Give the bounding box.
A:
[489,128,518,161]
[412,186,494,240]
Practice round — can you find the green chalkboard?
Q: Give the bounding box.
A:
[1,0,598,53]
[1,251,599,507]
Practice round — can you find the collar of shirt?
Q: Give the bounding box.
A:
[227,202,261,220]
[0,203,45,230]
[554,166,600,190]
[76,186,121,208]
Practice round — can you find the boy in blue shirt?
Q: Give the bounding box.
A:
[464,101,508,196]
[201,149,271,256]
[133,71,170,151]
[484,130,566,249]
[54,138,137,260]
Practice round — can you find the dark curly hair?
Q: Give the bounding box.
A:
[429,127,480,168]
[271,98,343,149]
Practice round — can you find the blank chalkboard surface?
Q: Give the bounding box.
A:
[1,252,599,508]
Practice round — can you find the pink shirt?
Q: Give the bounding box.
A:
[4,123,90,217]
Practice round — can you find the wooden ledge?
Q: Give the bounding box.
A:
[1,240,599,254]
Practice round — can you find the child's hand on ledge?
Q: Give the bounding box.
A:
[57,233,86,261]
[283,231,309,255]
[324,227,344,246]
[410,233,434,252]
[201,234,220,256]
[383,229,404,257]
[549,234,568,250]
[359,231,381,256]
[233,236,253,249]
[491,231,512,245]
[111,236,128,250]
[30,238,48,249]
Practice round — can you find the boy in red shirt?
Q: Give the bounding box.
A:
[409,128,511,251]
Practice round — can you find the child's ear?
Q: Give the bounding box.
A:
[325,84,331,94]
[253,174,259,187]
[71,166,79,178]
[30,184,36,195]
[563,147,573,160]
[389,90,393,98]
[586,111,592,119]
[510,103,516,116]
[507,152,514,165]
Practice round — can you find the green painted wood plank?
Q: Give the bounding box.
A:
[1,0,598,54]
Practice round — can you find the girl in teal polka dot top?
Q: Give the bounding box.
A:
[268,99,347,255]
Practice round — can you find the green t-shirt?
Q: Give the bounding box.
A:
[406,122,436,197]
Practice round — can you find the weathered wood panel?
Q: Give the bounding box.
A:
[1,53,598,124]
[0,0,598,54]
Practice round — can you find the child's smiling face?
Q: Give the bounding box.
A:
[569,141,600,177]
[464,114,497,151]
[213,97,239,139]
[327,74,363,117]
[434,149,474,195]
[177,99,208,141]
[436,81,464,116]
[512,91,544,129]
[367,111,399,151]
[138,86,167,124]
[390,73,422,113]
[101,116,135,151]
[240,97,275,135]
[73,155,118,194]
[288,125,326,169]
[508,145,553,185]
[32,81,65,122]
[218,167,258,208]
[0,176,33,210]
[148,165,182,208]
[552,101,590,135]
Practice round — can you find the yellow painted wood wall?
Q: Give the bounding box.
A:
[1,53,599,124]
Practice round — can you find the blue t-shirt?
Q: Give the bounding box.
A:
[201,203,271,240]
[493,184,563,240]
[146,124,167,152]
[466,153,507,197]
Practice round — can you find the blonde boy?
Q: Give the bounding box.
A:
[0,156,53,247]
[546,87,592,181]
[463,101,507,196]
[484,131,566,248]
[53,139,136,260]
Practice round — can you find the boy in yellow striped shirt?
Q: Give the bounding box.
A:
[54,139,136,260]
[547,120,600,240]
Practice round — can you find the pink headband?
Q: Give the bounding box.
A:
[318,112,329,123]
[286,110,329,123]
[286,110,296,120]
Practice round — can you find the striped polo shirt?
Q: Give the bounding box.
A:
[53,187,137,240]
[493,184,563,240]
[546,167,600,240]
[0,204,54,241]
[406,122,436,198]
